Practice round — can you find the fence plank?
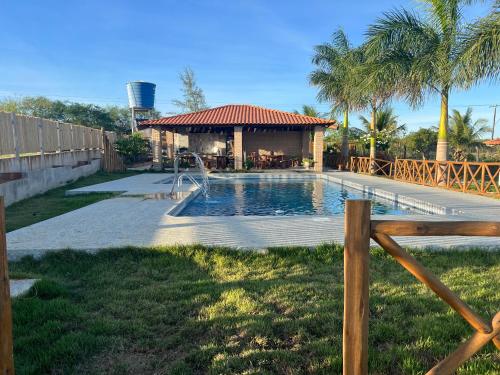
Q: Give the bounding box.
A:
[343,200,371,375]
[371,221,500,237]
[0,197,14,374]
[371,232,492,334]
[0,113,16,156]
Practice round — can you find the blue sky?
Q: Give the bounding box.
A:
[1,0,498,135]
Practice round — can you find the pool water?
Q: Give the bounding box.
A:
[178,179,430,216]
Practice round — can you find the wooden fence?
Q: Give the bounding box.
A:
[0,112,125,173]
[343,200,500,375]
[349,156,394,177]
[102,131,125,172]
[350,157,500,197]
[0,112,104,158]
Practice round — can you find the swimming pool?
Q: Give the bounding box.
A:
[177,178,431,216]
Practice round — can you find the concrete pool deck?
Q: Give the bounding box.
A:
[6,171,500,260]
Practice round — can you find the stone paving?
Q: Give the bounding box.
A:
[10,279,37,297]
[6,172,500,260]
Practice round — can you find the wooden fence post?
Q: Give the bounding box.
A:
[37,118,45,169]
[10,113,21,173]
[0,197,14,374]
[343,199,371,375]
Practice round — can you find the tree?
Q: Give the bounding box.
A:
[448,107,490,160]
[172,67,209,113]
[366,0,500,162]
[310,30,365,164]
[359,107,406,152]
[359,107,406,135]
[115,132,149,164]
[0,96,132,132]
[404,128,438,159]
[293,105,323,118]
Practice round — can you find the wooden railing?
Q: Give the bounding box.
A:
[394,159,500,196]
[350,156,394,177]
[350,157,500,197]
[0,197,14,374]
[343,200,500,375]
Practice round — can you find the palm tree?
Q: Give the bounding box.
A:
[355,44,402,169]
[359,107,406,134]
[359,107,406,155]
[448,107,491,160]
[310,30,365,165]
[293,105,323,118]
[366,0,500,162]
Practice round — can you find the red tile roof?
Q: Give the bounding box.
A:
[139,104,336,127]
[484,138,500,146]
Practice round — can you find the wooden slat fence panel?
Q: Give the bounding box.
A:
[60,122,73,151]
[0,113,119,165]
[42,118,59,153]
[16,115,39,154]
[72,125,85,150]
[0,113,15,156]
[102,132,125,172]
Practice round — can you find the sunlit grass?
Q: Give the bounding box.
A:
[9,245,500,374]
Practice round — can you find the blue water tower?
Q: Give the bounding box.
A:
[126,81,156,132]
[126,81,156,110]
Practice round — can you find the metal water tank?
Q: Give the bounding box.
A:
[126,81,156,110]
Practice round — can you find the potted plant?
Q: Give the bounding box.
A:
[302,158,314,170]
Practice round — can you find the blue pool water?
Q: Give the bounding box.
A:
[178,178,430,216]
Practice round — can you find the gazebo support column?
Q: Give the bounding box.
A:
[313,126,324,172]
[151,127,163,170]
[165,130,174,159]
[234,126,243,170]
[301,129,310,160]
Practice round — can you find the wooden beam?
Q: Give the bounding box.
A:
[0,197,14,374]
[426,312,500,375]
[343,200,371,375]
[371,220,500,237]
[371,232,492,334]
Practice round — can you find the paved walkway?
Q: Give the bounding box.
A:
[6,172,500,260]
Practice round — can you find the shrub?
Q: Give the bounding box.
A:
[115,133,149,164]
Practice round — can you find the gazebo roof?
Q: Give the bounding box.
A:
[139,104,337,128]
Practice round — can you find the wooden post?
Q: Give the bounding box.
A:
[343,199,371,375]
[37,118,45,169]
[56,121,63,166]
[0,197,14,374]
[10,113,21,173]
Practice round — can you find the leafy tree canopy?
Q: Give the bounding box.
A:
[172,67,209,113]
[0,96,155,133]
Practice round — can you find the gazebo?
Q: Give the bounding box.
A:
[139,104,336,172]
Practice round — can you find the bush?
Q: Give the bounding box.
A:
[244,159,254,170]
[115,133,149,164]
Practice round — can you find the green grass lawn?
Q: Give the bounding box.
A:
[8,245,500,374]
[5,171,140,232]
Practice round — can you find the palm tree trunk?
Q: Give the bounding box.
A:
[436,90,449,161]
[369,104,377,174]
[341,109,349,168]
[436,90,449,185]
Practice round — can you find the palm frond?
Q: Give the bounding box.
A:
[455,8,500,86]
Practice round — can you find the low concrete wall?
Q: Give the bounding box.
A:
[0,150,102,206]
